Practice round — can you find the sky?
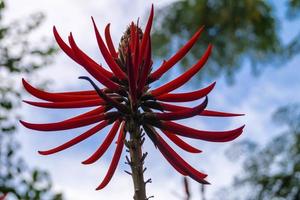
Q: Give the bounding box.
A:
[3,0,300,200]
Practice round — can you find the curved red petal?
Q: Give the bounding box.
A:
[155,132,209,183]
[150,45,213,96]
[53,27,114,79]
[68,33,120,91]
[138,4,154,67]
[22,79,99,102]
[19,112,117,131]
[55,90,96,95]
[91,17,127,80]
[162,130,202,153]
[133,24,140,91]
[150,26,204,81]
[64,106,110,122]
[143,125,187,175]
[126,47,137,102]
[137,36,152,94]
[158,102,244,117]
[151,97,208,121]
[23,99,105,109]
[96,121,125,190]
[159,121,245,142]
[104,23,118,58]
[82,120,121,164]
[38,120,110,155]
[201,110,245,117]
[0,194,7,200]
[156,142,188,175]
[53,26,78,62]
[156,82,215,102]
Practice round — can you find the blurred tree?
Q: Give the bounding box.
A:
[152,0,300,82]
[287,0,300,19]
[0,1,63,199]
[219,103,300,200]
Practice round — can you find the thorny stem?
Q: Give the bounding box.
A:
[126,116,148,200]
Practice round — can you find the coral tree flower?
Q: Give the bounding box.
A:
[21,5,245,189]
[0,194,7,200]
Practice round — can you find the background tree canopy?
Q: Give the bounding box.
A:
[0,1,62,199]
[152,0,300,82]
[221,104,300,200]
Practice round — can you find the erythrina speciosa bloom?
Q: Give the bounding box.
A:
[21,5,244,195]
[0,194,7,200]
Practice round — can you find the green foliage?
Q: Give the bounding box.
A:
[0,1,62,199]
[221,104,300,200]
[152,0,299,82]
[0,140,63,200]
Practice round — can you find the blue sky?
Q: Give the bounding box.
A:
[4,0,300,199]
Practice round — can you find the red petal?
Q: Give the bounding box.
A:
[143,125,187,175]
[53,26,78,62]
[162,130,202,153]
[158,102,244,117]
[104,23,118,58]
[96,121,125,190]
[150,26,204,81]
[201,110,245,117]
[20,112,117,131]
[0,194,7,200]
[156,141,187,175]
[156,82,215,102]
[63,106,110,122]
[138,4,154,67]
[137,36,152,94]
[151,97,208,121]
[126,47,137,102]
[155,132,209,183]
[133,24,140,86]
[91,17,127,80]
[23,99,105,109]
[53,26,114,79]
[150,45,213,96]
[159,121,245,142]
[22,79,99,102]
[82,120,121,164]
[56,90,96,95]
[38,120,110,155]
[68,33,120,91]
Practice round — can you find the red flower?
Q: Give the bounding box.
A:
[0,194,7,200]
[21,5,244,189]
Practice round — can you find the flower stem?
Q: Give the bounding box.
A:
[127,119,148,200]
